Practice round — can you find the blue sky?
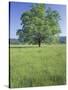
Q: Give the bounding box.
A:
[9,2,66,39]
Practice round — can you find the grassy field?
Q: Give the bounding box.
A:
[10,44,66,88]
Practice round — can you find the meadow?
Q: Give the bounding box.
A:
[10,44,66,88]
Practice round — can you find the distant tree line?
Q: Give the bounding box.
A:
[10,36,66,45]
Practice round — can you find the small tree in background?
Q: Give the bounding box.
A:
[16,4,61,47]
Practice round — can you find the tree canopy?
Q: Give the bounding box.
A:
[16,4,61,47]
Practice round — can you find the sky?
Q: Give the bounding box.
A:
[9,2,66,39]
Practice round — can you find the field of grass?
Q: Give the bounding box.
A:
[10,44,66,88]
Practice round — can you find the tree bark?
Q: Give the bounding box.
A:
[38,38,41,47]
[37,32,41,47]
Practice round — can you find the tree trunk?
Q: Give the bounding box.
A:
[38,38,41,47]
[37,32,41,47]
[39,42,41,47]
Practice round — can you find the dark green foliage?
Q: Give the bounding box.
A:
[16,4,61,46]
[16,29,24,42]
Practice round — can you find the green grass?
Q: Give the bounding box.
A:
[10,44,66,88]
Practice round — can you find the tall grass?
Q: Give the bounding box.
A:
[10,44,66,88]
